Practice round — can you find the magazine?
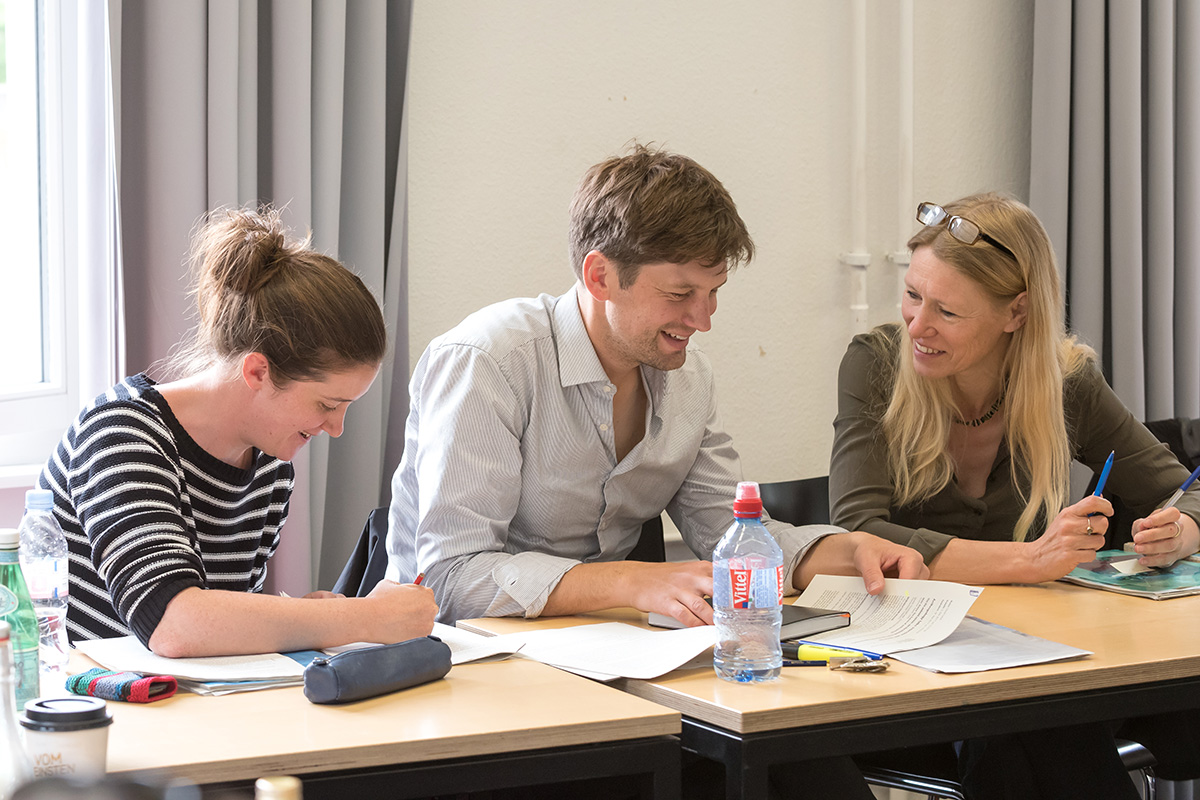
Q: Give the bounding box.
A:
[1060,549,1200,600]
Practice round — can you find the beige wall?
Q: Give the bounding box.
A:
[407,0,1033,483]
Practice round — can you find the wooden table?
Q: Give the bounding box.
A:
[461,582,1200,798]
[101,656,681,799]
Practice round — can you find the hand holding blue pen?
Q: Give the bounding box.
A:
[1130,462,1200,563]
[1163,463,1200,511]
[1083,451,1115,529]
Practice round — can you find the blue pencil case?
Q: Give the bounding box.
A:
[302,636,452,704]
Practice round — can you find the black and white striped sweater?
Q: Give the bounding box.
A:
[39,374,294,646]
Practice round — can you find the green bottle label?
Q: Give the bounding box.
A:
[13,642,38,705]
[0,585,16,617]
[14,643,39,707]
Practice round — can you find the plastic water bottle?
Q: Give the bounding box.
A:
[0,621,33,799]
[17,490,70,694]
[712,481,783,682]
[0,529,40,707]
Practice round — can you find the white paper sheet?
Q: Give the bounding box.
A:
[74,636,306,681]
[890,615,1092,673]
[795,575,983,654]
[430,622,528,665]
[455,622,717,680]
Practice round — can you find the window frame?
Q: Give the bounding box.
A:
[0,0,86,473]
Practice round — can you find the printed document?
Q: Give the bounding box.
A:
[890,615,1091,673]
[795,575,983,654]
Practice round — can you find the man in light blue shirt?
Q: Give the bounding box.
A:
[386,145,927,627]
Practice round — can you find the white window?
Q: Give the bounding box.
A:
[0,0,114,477]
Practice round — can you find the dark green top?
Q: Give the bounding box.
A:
[830,325,1200,562]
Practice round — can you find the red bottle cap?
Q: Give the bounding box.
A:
[733,481,763,517]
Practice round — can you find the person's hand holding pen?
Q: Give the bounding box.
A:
[1023,451,1115,582]
[1131,463,1200,567]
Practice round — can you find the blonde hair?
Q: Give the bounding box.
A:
[878,192,1094,542]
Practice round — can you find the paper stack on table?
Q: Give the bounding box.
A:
[73,636,311,695]
[796,575,1091,673]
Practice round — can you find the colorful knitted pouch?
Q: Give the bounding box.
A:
[65,668,178,703]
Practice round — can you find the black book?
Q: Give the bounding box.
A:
[648,602,851,641]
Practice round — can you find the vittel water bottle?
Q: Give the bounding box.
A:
[712,481,783,682]
[17,490,70,694]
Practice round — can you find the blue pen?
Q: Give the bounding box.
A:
[1092,451,1115,498]
[1163,463,1200,510]
[789,640,884,661]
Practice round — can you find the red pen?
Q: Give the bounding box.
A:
[413,572,426,586]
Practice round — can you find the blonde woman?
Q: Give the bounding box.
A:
[830,192,1200,798]
[831,192,1200,583]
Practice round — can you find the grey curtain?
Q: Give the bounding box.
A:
[112,0,413,592]
[1029,0,1200,422]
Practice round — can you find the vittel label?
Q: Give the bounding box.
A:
[726,565,783,609]
[730,568,752,608]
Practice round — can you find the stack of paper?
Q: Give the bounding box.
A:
[74,637,312,695]
[796,575,1090,673]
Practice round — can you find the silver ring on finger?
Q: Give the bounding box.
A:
[1173,520,1183,539]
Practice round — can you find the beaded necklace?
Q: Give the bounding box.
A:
[953,389,1005,428]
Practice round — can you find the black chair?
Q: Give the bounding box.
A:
[332,506,390,597]
[627,515,666,562]
[760,477,830,526]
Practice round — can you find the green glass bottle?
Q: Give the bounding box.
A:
[0,528,40,710]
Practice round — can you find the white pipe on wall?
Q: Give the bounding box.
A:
[892,0,914,317]
[839,0,871,334]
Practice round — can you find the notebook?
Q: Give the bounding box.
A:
[648,601,851,640]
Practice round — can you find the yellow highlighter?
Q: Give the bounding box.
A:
[781,641,882,665]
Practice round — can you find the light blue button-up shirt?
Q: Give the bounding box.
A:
[386,287,843,622]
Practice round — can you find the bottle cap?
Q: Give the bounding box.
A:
[0,528,18,549]
[24,489,54,512]
[733,481,763,517]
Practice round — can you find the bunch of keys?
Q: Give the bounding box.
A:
[828,656,890,673]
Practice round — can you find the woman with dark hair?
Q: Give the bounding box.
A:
[41,207,436,658]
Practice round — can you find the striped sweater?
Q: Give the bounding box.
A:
[39,374,294,646]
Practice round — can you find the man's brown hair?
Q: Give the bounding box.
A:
[568,144,753,287]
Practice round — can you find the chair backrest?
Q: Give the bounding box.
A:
[625,480,830,567]
[626,516,666,563]
[332,506,391,597]
[760,476,831,526]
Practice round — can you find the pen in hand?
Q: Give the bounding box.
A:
[1084,451,1116,523]
[1091,450,1115,499]
[1163,463,1200,510]
[413,572,426,586]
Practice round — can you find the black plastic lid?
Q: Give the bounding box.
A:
[20,696,113,732]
